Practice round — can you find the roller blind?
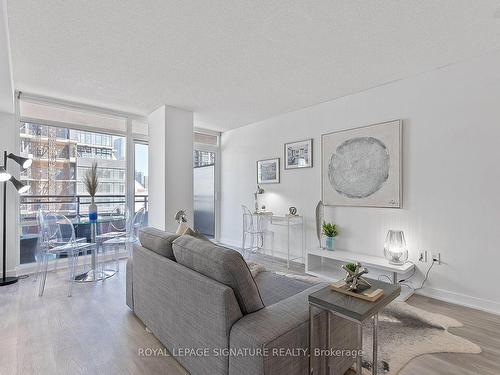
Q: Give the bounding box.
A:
[19,100,127,134]
[194,131,218,146]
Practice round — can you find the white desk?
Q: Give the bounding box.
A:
[253,213,305,268]
[306,248,415,301]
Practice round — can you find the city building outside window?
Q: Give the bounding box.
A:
[18,122,134,264]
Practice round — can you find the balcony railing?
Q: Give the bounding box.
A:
[20,194,148,217]
[19,194,148,264]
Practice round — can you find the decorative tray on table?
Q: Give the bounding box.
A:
[330,262,384,302]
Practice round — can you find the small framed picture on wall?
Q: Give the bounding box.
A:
[257,158,280,184]
[284,139,313,169]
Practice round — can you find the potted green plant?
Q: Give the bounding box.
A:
[322,222,338,251]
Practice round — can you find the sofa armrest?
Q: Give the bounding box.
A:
[131,244,243,375]
[229,284,358,375]
[229,284,327,375]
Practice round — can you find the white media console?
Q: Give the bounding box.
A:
[305,248,415,301]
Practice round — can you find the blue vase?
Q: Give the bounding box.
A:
[89,198,98,222]
[325,236,335,251]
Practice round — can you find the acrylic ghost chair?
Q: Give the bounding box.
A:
[95,206,129,272]
[96,206,129,241]
[241,205,274,261]
[36,211,96,297]
[100,207,146,274]
[33,209,87,283]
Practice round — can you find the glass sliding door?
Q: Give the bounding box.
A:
[193,131,220,240]
[193,149,216,238]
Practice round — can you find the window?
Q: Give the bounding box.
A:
[134,142,149,216]
[19,122,127,265]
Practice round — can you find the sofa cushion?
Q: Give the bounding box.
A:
[138,227,179,260]
[172,235,264,314]
[253,271,315,306]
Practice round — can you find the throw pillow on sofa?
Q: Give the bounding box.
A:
[138,227,179,260]
[172,235,264,314]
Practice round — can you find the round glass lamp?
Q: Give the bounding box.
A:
[384,230,408,265]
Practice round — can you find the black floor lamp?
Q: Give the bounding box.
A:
[0,151,32,286]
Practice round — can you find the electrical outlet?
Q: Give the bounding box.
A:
[432,252,441,265]
[419,251,428,262]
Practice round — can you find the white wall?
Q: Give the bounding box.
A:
[148,105,194,233]
[220,50,500,315]
[0,111,19,276]
[0,2,16,277]
[0,1,13,113]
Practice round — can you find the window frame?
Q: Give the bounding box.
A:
[15,92,148,273]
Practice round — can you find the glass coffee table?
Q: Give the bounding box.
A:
[308,279,400,375]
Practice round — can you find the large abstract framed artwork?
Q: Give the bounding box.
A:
[257,158,280,184]
[321,120,402,207]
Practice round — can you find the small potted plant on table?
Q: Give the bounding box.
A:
[322,222,338,251]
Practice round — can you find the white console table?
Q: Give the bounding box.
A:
[252,212,304,268]
[306,248,415,301]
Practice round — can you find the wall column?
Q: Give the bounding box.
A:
[148,105,193,232]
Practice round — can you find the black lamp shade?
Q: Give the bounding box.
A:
[7,153,32,169]
[0,167,11,182]
[9,176,30,194]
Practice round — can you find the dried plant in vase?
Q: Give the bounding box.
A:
[83,162,99,221]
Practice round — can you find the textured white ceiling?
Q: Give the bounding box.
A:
[6,0,500,130]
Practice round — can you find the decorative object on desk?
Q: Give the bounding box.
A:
[284,139,313,169]
[174,209,189,235]
[257,158,280,184]
[321,120,402,207]
[1,151,32,286]
[315,200,324,248]
[384,230,408,265]
[322,221,338,251]
[341,262,372,291]
[83,161,99,221]
[253,185,264,212]
[288,206,297,216]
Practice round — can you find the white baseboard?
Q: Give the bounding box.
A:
[220,237,500,316]
[416,286,500,316]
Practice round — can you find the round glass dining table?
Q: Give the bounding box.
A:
[71,215,126,282]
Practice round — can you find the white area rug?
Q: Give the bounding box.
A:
[359,301,481,374]
[248,262,482,374]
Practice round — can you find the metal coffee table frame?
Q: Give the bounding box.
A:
[308,303,380,375]
[308,279,400,375]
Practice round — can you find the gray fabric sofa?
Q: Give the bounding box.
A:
[126,227,357,375]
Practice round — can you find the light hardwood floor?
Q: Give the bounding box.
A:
[1,256,499,375]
